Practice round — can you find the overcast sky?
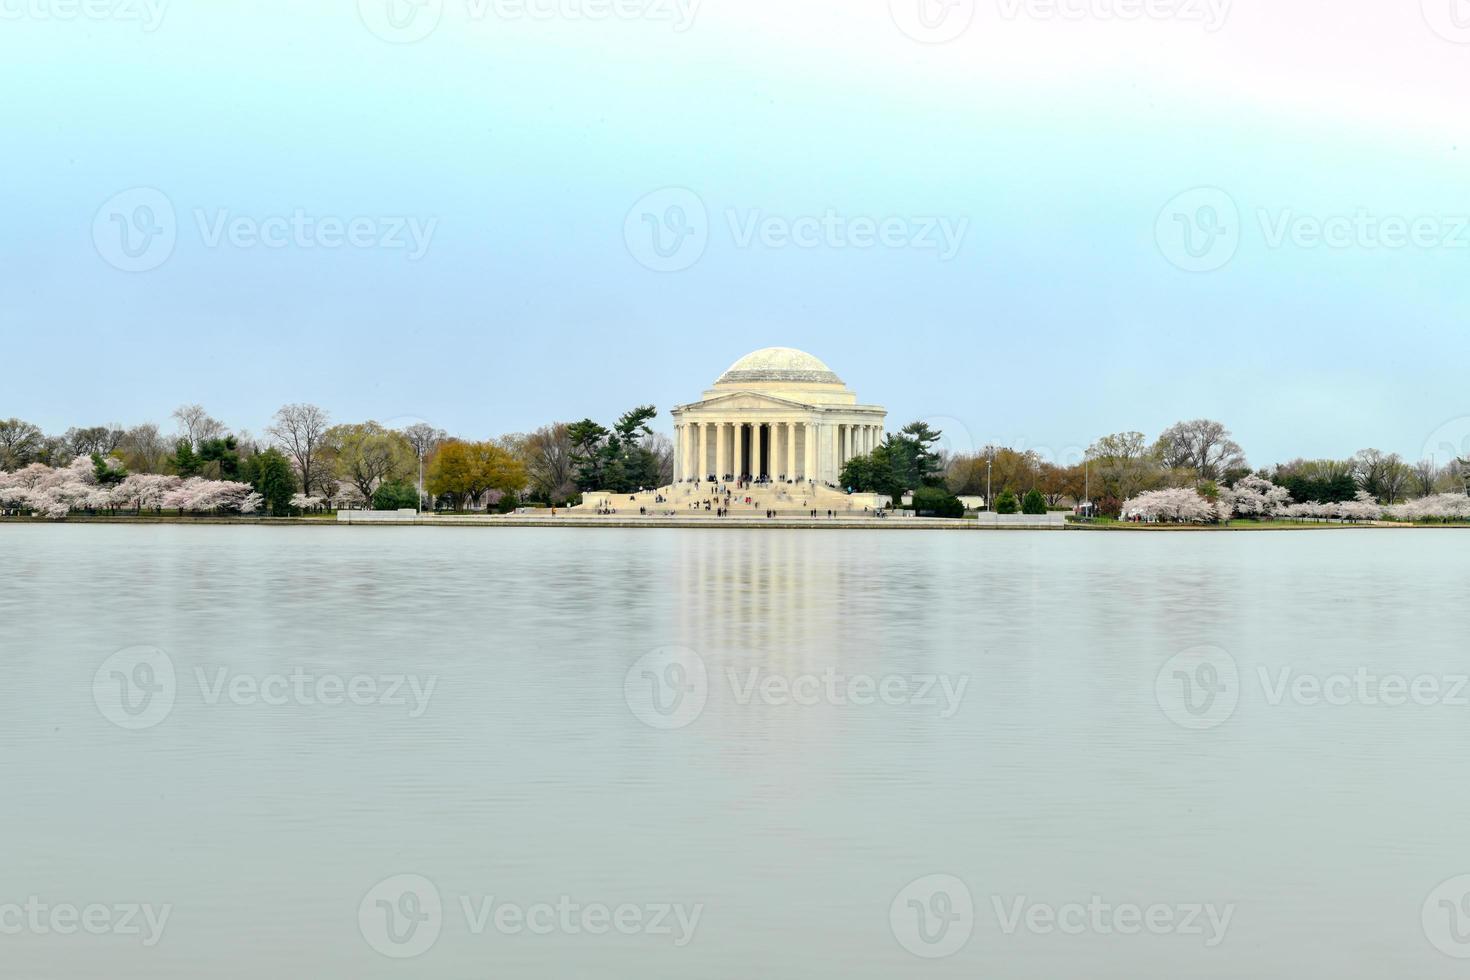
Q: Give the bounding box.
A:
[4,0,1469,467]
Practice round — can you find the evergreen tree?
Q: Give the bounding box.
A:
[245,447,299,515]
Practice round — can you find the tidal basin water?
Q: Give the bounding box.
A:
[3,524,1469,978]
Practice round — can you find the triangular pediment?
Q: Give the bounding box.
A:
[678,391,814,412]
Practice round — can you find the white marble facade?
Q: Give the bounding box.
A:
[671,348,887,486]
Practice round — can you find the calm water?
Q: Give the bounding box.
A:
[2,524,1469,978]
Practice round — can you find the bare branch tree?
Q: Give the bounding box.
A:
[267,403,331,496]
[1152,419,1246,482]
[172,404,225,450]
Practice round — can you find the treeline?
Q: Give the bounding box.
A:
[0,402,676,517]
[838,417,1469,516]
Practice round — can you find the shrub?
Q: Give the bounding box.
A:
[995,490,1019,514]
[1021,488,1046,515]
[371,480,420,511]
[911,486,964,519]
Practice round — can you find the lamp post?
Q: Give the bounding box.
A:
[986,457,992,515]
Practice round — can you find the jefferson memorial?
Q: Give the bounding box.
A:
[671,348,887,486]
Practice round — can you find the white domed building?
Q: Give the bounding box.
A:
[671,348,887,486]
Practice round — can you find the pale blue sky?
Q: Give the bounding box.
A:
[3,0,1469,466]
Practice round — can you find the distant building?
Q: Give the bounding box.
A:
[671,348,887,485]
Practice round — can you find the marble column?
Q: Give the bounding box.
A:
[733,423,744,480]
[752,423,763,480]
[804,422,816,482]
[786,422,797,481]
[699,423,710,480]
[716,422,727,480]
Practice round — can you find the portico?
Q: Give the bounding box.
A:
[671,348,887,486]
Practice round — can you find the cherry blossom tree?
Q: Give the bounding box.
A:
[1221,475,1292,518]
[1119,487,1220,523]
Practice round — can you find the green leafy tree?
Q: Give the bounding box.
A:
[840,443,906,504]
[1021,488,1047,514]
[371,479,420,511]
[427,440,527,510]
[996,490,1019,514]
[324,422,415,502]
[245,447,299,515]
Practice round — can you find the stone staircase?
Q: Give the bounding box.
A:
[573,482,888,516]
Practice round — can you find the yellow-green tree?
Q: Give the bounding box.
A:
[324,422,414,503]
[427,440,527,510]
